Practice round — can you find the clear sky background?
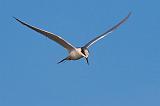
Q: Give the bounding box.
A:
[0,0,160,106]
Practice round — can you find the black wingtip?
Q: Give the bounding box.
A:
[128,12,132,17]
[57,57,68,64]
[13,17,25,25]
[12,16,19,21]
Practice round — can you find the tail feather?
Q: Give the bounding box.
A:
[85,58,89,65]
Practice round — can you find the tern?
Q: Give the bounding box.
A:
[14,12,131,64]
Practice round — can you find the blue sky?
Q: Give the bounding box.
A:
[0,0,160,106]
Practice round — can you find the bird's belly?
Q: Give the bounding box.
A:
[69,50,83,60]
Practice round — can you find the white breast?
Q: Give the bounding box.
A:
[69,48,83,60]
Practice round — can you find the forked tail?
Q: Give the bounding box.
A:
[85,57,89,65]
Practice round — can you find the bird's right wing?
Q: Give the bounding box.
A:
[83,12,131,48]
[14,17,76,51]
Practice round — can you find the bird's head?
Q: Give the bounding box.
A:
[81,47,89,64]
[81,47,89,57]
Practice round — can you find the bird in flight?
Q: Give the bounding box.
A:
[14,12,131,65]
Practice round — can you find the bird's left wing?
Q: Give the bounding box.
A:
[14,17,76,51]
[83,12,131,48]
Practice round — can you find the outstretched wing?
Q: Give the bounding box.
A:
[14,17,76,51]
[83,12,131,48]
